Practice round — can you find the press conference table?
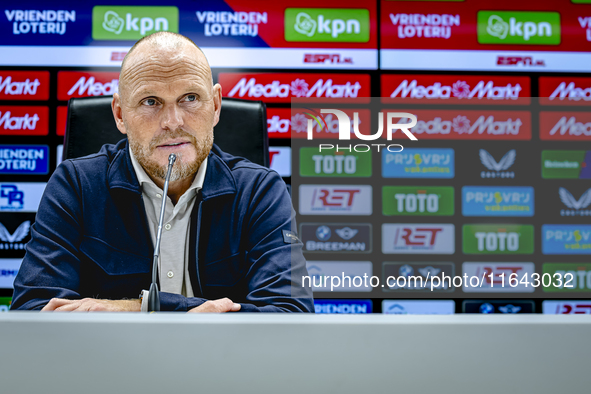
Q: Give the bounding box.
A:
[0,313,589,394]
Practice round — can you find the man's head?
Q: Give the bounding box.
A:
[112,32,221,182]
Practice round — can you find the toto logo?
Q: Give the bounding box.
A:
[306,109,418,152]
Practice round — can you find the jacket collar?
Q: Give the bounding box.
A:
[107,139,237,200]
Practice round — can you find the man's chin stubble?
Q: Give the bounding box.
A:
[130,135,213,182]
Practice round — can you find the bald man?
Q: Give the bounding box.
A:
[11,32,314,313]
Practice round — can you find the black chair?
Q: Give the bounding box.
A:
[63,96,269,167]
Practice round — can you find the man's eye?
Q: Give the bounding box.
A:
[142,98,157,106]
[184,95,197,102]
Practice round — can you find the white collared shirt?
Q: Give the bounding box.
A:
[129,148,207,311]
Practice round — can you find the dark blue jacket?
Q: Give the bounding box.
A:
[11,139,313,312]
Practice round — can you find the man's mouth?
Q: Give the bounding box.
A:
[158,141,190,148]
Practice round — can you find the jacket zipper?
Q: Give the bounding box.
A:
[194,192,204,296]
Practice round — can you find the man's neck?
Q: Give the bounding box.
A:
[149,174,196,205]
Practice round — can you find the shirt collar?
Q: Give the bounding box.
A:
[128,147,208,196]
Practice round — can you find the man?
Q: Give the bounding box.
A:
[11,32,313,313]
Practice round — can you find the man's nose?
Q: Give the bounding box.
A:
[160,104,184,131]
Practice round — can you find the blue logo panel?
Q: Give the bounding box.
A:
[542,225,591,255]
[382,148,454,179]
[314,299,372,314]
[0,145,49,175]
[462,186,534,217]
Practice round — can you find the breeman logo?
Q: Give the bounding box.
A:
[92,6,178,40]
[304,109,417,153]
[285,8,370,42]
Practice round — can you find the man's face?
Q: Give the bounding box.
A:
[113,44,221,181]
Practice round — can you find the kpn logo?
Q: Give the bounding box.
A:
[92,6,178,40]
[285,8,370,42]
[383,186,454,216]
[477,11,560,45]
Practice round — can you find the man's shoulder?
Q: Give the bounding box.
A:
[62,139,126,174]
[210,144,282,190]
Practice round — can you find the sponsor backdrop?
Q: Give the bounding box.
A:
[0,0,590,313]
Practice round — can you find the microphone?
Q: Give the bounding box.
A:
[147,153,177,312]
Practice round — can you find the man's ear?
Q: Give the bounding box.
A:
[212,83,222,127]
[112,93,127,135]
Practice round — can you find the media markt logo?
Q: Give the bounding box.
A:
[285,8,369,42]
[300,147,371,177]
[542,150,591,179]
[383,186,454,216]
[463,224,534,254]
[477,11,560,45]
[92,6,178,40]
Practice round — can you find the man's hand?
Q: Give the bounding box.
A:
[41,298,141,312]
[187,298,241,313]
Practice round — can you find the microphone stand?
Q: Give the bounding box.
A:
[148,153,177,312]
